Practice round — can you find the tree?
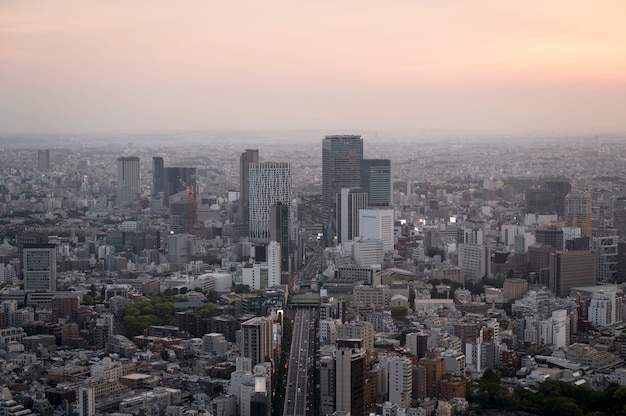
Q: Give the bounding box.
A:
[390,306,408,321]
[83,294,94,305]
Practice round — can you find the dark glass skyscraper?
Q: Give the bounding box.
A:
[361,158,391,207]
[239,149,259,224]
[322,135,363,244]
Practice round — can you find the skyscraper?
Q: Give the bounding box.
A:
[322,135,363,244]
[337,188,368,244]
[239,149,259,224]
[23,243,57,292]
[152,156,164,196]
[38,149,51,171]
[336,339,367,416]
[565,192,592,238]
[361,159,392,207]
[270,201,290,276]
[388,357,412,409]
[240,316,273,367]
[117,156,140,206]
[248,162,291,243]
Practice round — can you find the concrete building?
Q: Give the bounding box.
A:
[388,357,412,408]
[23,244,57,292]
[240,317,273,367]
[336,339,367,416]
[548,250,597,297]
[359,209,395,253]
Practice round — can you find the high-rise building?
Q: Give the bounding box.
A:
[337,188,368,244]
[23,244,57,292]
[549,250,597,297]
[336,339,367,416]
[419,350,445,399]
[388,357,412,408]
[239,149,259,224]
[152,156,164,196]
[240,317,273,367]
[320,356,336,415]
[270,202,290,276]
[116,156,140,206]
[565,192,592,238]
[361,159,392,207]
[535,227,564,251]
[359,209,395,253]
[591,229,618,283]
[78,387,95,416]
[337,321,374,351]
[322,135,364,244]
[248,162,291,243]
[38,149,51,171]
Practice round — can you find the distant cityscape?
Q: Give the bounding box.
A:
[1,132,626,416]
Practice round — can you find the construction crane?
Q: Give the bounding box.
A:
[177,176,197,231]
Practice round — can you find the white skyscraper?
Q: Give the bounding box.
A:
[359,208,395,253]
[248,162,292,243]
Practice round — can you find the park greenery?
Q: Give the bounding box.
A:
[122,289,225,337]
[469,368,626,416]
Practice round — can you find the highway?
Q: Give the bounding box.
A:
[283,307,314,416]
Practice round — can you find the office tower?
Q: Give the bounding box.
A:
[388,357,412,408]
[337,188,368,244]
[406,332,429,359]
[336,339,367,416]
[322,135,364,244]
[23,244,57,291]
[270,202,290,276]
[535,227,564,251]
[565,192,592,238]
[240,317,273,367]
[361,159,392,207]
[239,149,259,224]
[116,156,140,206]
[38,149,51,171]
[549,250,597,297]
[78,387,95,416]
[457,243,491,281]
[164,167,196,204]
[359,208,395,253]
[248,162,292,243]
[591,230,618,283]
[545,180,571,216]
[152,157,164,196]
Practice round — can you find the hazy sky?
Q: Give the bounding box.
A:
[2,1,626,134]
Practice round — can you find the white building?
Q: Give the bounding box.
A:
[23,244,57,292]
[388,357,412,408]
[248,162,292,243]
[457,244,491,281]
[353,237,384,267]
[588,287,622,327]
[359,208,395,253]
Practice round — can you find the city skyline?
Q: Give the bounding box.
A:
[2,1,626,135]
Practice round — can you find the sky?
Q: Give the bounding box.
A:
[1,1,626,134]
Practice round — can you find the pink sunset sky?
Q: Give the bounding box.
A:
[1,1,626,134]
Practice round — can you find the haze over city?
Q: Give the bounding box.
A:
[2,1,626,135]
